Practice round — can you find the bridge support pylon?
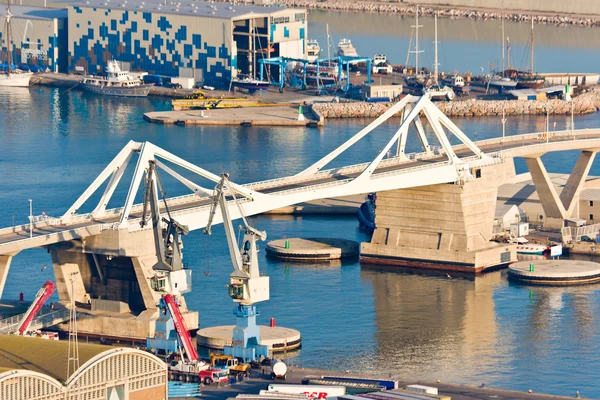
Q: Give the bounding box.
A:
[361,162,517,273]
[48,228,198,341]
[524,150,597,229]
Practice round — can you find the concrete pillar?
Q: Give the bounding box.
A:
[0,254,15,299]
[51,250,90,304]
[560,151,596,216]
[525,151,596,228]
[361,162,517,273]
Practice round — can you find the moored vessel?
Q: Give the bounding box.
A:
[81,60,152,97]
[231,74,270,94]
[0,3,32,87]
[337,38,358,57]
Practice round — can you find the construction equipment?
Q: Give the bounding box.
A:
[14,280,56,336]
[141,160,191,295]
[159,294,210,381]
[210,354,251,378]
[204,173,270,362]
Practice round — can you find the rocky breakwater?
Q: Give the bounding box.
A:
[275,0,600,27]
[312,90,600,119]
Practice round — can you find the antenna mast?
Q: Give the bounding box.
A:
[67,272,80,379]
[530,19,534,74]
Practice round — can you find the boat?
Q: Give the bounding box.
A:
[442,75,465,88]
[509,236,549,255]
[357,193,376,233]
[0,3,32,87]
[372,54,393,74]
[337,38,358,57]
[306,39,321,62]
[424,13,454,101]
[81,60,153,97]
[292,65,340,87]
[515,20,545,89]
[231,74,270,94]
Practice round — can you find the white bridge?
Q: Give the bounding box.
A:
[1,94,600,295]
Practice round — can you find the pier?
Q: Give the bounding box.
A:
[143,106,323,127]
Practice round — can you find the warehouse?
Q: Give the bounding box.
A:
[0,5,68,73]
[67,0,307,86]
[0,336,167,400]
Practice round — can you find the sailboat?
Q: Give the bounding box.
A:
[0,2,32,87]
[487,1,517,90]
[515,20,545,89]
[423,13,455,101]
[231,26,269,94]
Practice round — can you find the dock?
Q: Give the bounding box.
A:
[143,105,323,127]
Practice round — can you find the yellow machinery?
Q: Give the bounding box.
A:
[209,354,251,378]
[172,90,293,111]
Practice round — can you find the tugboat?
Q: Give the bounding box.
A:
[81,60,153,97]
[231,74,270,94]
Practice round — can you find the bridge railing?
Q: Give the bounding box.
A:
[562,223,600,243]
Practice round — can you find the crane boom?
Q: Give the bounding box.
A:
[16,281,56,334]
[162,294,198,362]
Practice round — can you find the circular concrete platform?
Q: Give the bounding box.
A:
[508,260,600,285]
[197,325,302,353]
[266,238,359,260]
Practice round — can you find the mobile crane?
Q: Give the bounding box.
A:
[204,173,270,362]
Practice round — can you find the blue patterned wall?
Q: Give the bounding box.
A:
[68,6,233,84]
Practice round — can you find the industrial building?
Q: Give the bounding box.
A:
[0,5,68,73]
[0,336,167,400]
[66,0,307,86]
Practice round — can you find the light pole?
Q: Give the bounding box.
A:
[502,106,506,144]
[571,99,574,137]
[28,199,32,238]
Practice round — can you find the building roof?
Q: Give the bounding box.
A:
[66,0,301,20]
[580,188,600,201]
[537,85,567,94]
[508,89,539,97]
[0,336,112,383]
[0,5,68,20]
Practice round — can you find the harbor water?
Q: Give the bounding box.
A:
[2,81,600,397]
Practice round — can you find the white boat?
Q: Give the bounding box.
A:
[425,85,455,101]
[443,75,465,88]
[372,54,393,74]
[487,76,517,88]
[509,236,548,255]
[0,5,32,87]
[306,39,320,62]
[81,60,153,97]
[337,38,358,57]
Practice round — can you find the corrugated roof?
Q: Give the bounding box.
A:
[537,85,567,93]
[580,188,600,201]
[67,0,301,20]
[0,5,68,20]
[0,336,113,383]
[508,89,539,97]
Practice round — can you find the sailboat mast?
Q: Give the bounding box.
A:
[326,23,330,59]
[410,5,423,75]
[530,19,534,74]
[6,1,11,75]
[433,12,438,84]
[415,6,419,75]
[501,0,505,77]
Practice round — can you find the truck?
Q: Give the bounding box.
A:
[271,360,287,380]
[169,359,210,382]
[210,354,251,379]
[266,384,346,399]
[200,368,229,385]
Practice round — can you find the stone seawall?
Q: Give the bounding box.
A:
[313,91,600,119]
[276,0,600,27]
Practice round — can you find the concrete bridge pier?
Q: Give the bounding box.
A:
[0,254,17,298]
[48,228,197,341]
[361,162,517,273]
[524,150,597,229]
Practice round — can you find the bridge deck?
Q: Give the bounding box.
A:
[1,129,600,255]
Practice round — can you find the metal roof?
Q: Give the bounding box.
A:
[0,335,113,382]
[508,89,540,97]
[67,0,301,20]
[580,188,600,201]
[537,85,567,93]
[0,5,68,20]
